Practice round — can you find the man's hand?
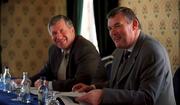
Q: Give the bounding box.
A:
[76,89,103,105]
[72,83,94,92]
[13,79,22,85]
[34,79,48,89]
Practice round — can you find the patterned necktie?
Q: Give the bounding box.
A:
[58,51,69,80]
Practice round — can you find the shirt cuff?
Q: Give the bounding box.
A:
[48,81,53,90]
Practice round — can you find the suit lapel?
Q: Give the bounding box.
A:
[116,32,146,84]
[54,49,64,78]
[110,49,123,87]
[117,56,135,83]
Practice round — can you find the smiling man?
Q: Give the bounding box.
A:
[73,7,176,105]
[30,15,104,92]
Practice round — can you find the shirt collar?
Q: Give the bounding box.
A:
[127,43,135,52]
[61,49,70,54]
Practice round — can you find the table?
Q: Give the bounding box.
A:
[0,90,83,105]
[0,90,38,105]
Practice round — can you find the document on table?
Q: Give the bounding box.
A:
[56,92,85,97]
[30,87,88,105]
[30,87,38,95]
[55,92,87,105]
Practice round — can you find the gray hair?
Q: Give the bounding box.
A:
[107,7,141,29]
[47,15,74,34]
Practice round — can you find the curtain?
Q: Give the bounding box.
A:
[80,0,99,51]
[67,0,118,57]
[67,0,83,35]
[93,0,118,57]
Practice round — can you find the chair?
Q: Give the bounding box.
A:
[101,55,114,79]
[173,67,180,105]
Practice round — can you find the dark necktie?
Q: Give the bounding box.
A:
[58,51,69,80]
[122,50,131,63]
[124,50,131,60]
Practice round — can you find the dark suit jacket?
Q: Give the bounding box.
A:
[101,32,176,105]
[30,35,102,91]
[173,67,180,105]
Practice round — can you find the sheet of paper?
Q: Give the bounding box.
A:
[56,92,85,98]
[55,92,87,105]
[30,87,38,95]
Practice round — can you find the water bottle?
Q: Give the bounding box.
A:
[0,74,3,90]
[20,72,31,103]
[2,66,12,93]
[38,77,49,105]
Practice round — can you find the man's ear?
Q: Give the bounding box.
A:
[71,27,75,33]
[132,19,139,30]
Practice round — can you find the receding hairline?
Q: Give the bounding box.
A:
[106,7,141,29]
[47,15,74,34]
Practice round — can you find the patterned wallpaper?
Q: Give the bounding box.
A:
[119,0,180,73]
[0,0,66,77]
[0,0,179,78]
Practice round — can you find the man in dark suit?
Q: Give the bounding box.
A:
[72,7,176,105]
[30,15,103,91]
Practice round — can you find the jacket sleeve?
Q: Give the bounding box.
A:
[30,45,54,86]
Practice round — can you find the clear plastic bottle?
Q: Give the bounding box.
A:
[20,72,31,103]
[2,66,12,93]
[0,74,3,90]
[38,77,49,105]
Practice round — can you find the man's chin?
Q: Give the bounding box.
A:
[57,45,69,50]
[116,44,126,49]
[57,45,64,49]
[115,43,120,48]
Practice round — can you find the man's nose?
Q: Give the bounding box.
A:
[110,29,118,36]
[54,32,63,40]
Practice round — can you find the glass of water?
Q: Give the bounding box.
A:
[45,91,60,105]
[11,80,22,101]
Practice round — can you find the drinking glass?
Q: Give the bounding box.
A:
[11,80,22,101]
[45,91,60,105]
